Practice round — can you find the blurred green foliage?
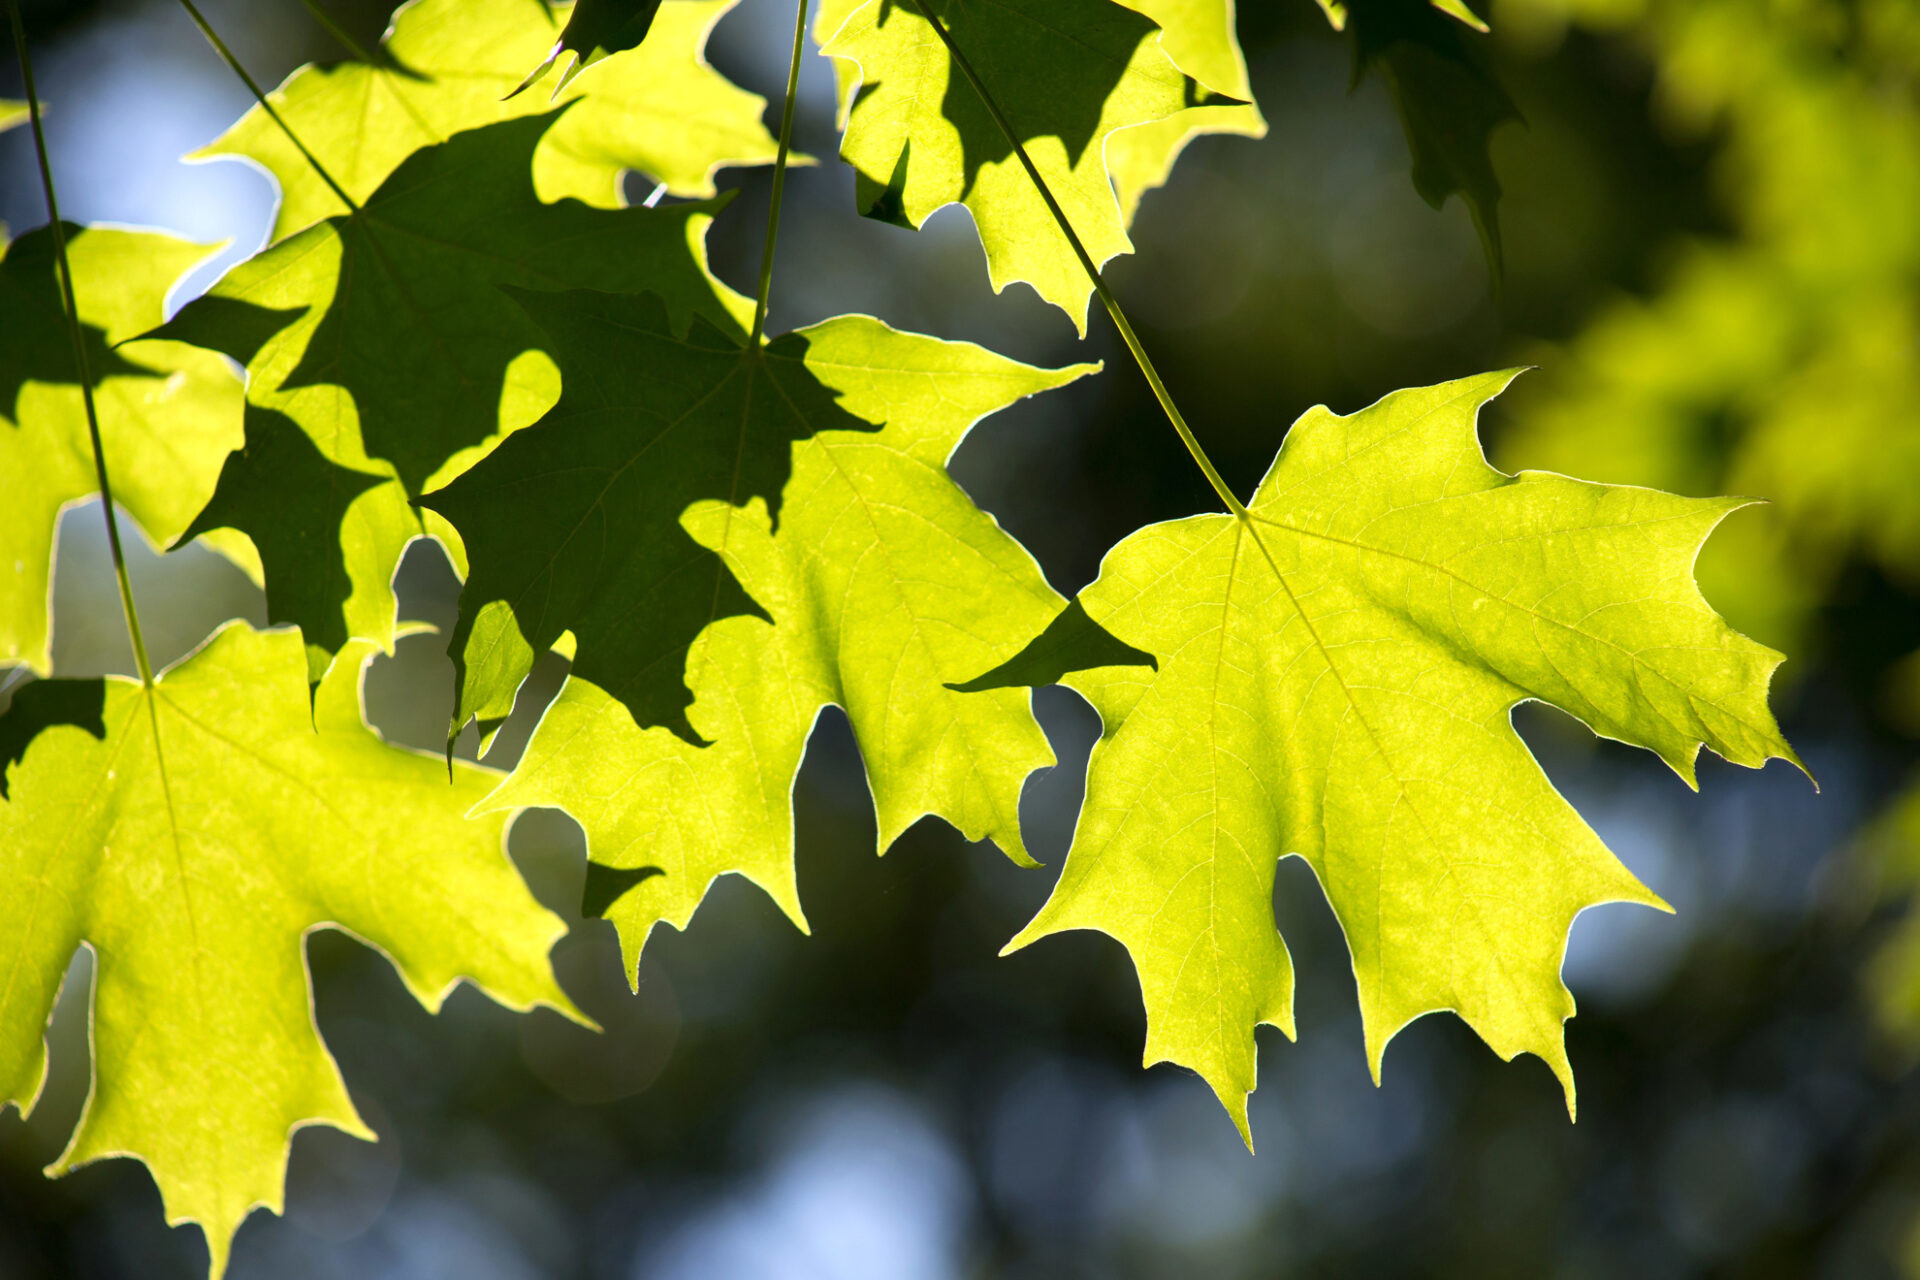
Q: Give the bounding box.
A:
[1491,0,1920,1070]
[1496,0,1920,655]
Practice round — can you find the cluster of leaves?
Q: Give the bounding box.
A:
[1,0,1797,1271]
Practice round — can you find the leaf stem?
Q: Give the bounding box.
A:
[749,0,811,348]
[296,0,382,67]
[171,0,362,216]
[7,0,156,687]
[902,0,1249,520]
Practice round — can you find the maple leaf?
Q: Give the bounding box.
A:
[1104,0,1267,222]
[1318,0,1518,269]
[202,0,778,244]
[0,623,573,1277]
[467,315,1090,977]
[155,111,747,663]
[818,0,1229,331]
[0,224,243,676]
[961,371,1798,1135]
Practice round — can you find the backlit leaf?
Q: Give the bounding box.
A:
[1105,0,1266,222]
[966,371,1796,1134]
[0,624,572,1276]
[0,224,241,675]
[819,0,1227,331]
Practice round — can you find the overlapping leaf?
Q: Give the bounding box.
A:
[205,0,777,244]
[468,317,1090,977]
[964,371,1796,1133]
[0,623,572,1276]
[421,288,863,741]
[818,0,1230,330]
[1,224,243,675]
[156,112,747,665]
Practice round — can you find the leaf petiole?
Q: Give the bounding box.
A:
[749,0,812,348]
[171,0,362,216]
[7,0,157,688]
[901,0,1250,521]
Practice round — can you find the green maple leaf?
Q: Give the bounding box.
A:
[1318,0,1518,270]
[420,286,876,741]
[962,371,1797,1134]
[464,317,1090,975]
[202,0,778,244]
[1104,0,1267,222]
[0,623,573,1276]
[819,0,1229,331]
[1,224,244,675]
[156,112,747,664]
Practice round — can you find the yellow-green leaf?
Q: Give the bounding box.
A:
[1105,0,1267,223]
[473,317,1092,978]
[201,0,779,244]
[0,224,242,675]
[0,624,572,1277]
[820,0,1226,331]
[967,371,1797,1135]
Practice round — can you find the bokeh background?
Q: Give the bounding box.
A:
[4,0,1920,1275]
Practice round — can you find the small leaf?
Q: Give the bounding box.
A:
[0,224,242,676]
[971,371,1797,1135]
[0,623,573,1276]
[820,0,1228,330]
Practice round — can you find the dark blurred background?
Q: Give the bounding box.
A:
[4,0,1919,1275]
